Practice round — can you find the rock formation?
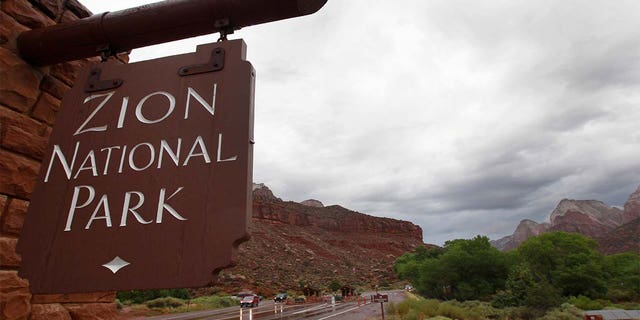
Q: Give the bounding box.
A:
[622,185,640,223]
[213,184,424,296]
[493,219,549,251]
[301,199,324,207]
[492,185,640,254]
[550,199,624,230]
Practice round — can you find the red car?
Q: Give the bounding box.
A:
[240,295,259,308]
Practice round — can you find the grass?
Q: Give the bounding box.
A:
[385,293,589,320]
[120,295,239,316]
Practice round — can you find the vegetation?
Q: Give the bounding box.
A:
[117,288,191,304]
[386,294,584,320]
[117,289,238,315]
[394,232,640,318]
[329,279,342,292]
[145,297,185,309]
[395,236,510,301]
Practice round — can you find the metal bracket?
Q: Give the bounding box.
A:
[178,47,225,76]
[214,18,234,42]
[96,44,118,62]
[85,68,123,93]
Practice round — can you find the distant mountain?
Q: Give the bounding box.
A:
[211,184,425,296]
[492,219,549,251]
[491,185,640,254]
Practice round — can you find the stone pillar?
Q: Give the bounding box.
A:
[1,1,126,319]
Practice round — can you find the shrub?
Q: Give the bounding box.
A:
[523,281,564,310]
[538,303,583,320]
[145,297,185,309]
[567,295,604,310]
[117,288,191,304]
[437,302,469,320]
[491,290,518,308]
[328,280,341,292]
[190,295,237,308]
[505,306,544,320]
[457,300,505,319]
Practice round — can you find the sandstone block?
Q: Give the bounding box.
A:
[66,0,92,19]
[0,194,7,220]
[0,106,48,137]
[33,292,116,304]
[29,0,60,19]
[0,150,39,199]
[0,48,43,112]
[1,123,48,160]
[59,10,79,24]
[2,198,28,236]
[30,303,71,320]
[0,11,29,53]
[40,75,70,100]
[0,292,31,320]
[64,303,118,320]
[0,236,21,267]
[0,271,31,320]
[1,0,55,29]
[51,61,84,87]
[31,92,60,125]
[0,271,29,294]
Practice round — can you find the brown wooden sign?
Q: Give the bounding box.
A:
[373,294,389,303]
[17,39,254,294]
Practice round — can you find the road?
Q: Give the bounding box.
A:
[140,290,405,320]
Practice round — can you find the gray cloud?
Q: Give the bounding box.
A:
[83,0,640,245]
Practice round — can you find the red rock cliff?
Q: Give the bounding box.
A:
[214,184,424,295]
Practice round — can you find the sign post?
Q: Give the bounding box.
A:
[372,294,389,320]
[17,39,254,293]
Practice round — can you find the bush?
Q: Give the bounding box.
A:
[328,280,341,292]
[190,295,237,309]
[145,297,185,309]
[437,302,469,320]
[117,288,191,304]
[457,300,505,319]
[389,297,506,320]
[506,306,544,320]
[523,281,564,310]
[538,303,583,320]
[567,295,604,310]
[491,290,518,308]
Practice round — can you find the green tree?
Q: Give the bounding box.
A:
[328,280,342,292]
[602,252,640,301]
[516,232,606,298]
[394,236,509,301]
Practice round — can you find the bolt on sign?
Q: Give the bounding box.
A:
[17,39,254,294]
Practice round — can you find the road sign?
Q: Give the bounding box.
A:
[17,39,254,294]
[373,294,389,303]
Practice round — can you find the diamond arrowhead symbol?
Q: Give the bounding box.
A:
[102,256,130,274]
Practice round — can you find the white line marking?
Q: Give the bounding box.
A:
[292,303,329,315]
[316,305,362,320]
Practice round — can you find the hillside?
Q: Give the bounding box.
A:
[492,185,640,254]
[212,184,425,296]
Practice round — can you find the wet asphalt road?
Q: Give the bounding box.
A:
[140,290,406,320]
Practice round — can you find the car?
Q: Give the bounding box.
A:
[274,293,288,303]
[240,295,259,308]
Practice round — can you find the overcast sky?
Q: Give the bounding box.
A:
[81,0,640,245]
